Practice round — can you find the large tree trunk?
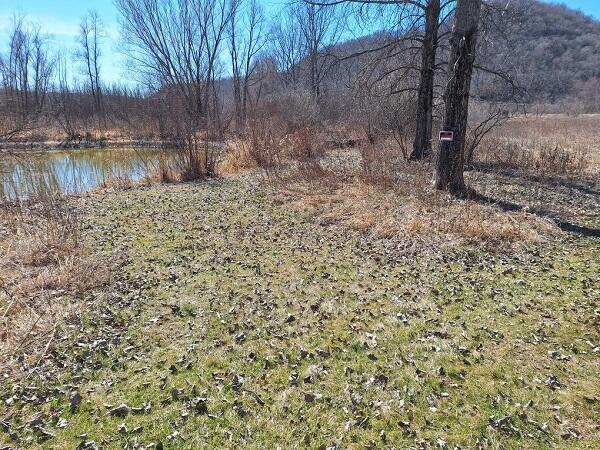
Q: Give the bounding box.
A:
[410,0,440,161]
[434,0,482,195]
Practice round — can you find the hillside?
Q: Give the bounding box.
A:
[319,0,600,111]
[478,0,600,107]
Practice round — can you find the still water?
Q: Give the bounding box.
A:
[0,148,178,200]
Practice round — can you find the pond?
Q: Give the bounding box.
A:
[0,147,179,200]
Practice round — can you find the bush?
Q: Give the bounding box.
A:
[219,119,283,176]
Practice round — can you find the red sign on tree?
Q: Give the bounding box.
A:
[439,131,454,141]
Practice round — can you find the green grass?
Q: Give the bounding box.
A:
[1,179,598,449]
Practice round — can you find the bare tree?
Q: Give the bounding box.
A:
[115,0,233,176]
[410,0,441,160]
[77,11,104,123]
[0,17,53,143]
[462,0,529,164]
[298,1,342,100]
[307,1,448,157]
[55,54,79,144]
[269,9,306,88]
[434,0,482,194]
[228,0,266,130]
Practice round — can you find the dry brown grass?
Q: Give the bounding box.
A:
[275,162,559,249]
[218,121,289,177]
[218,139,261,175]
[476,114,600,178]
[359,139,407,189]
[95,153,181,187]
[98,173,137,190]
[218,125,327,177]
[280,127,326,161]
[0,195,105,374]
[12,123,166,145]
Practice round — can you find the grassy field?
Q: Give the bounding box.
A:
[1,175,598,449]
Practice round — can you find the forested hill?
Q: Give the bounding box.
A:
[323,0,600,110]
[479,0,600,106]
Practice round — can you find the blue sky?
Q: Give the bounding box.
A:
[0,0,598,85]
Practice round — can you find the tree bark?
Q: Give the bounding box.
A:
[434,0,482,195]
[410,0,440,160]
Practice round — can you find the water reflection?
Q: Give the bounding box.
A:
[0,148,177,200]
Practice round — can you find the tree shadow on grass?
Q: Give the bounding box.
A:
[471,191,600,238]
[469,162,600,198]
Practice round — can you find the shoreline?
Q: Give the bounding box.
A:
[0,138,182,152]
